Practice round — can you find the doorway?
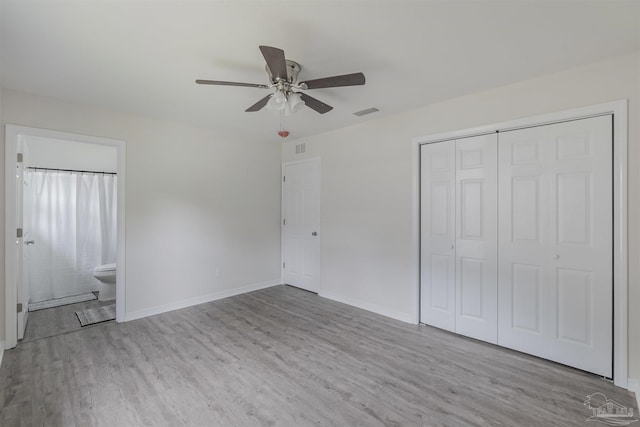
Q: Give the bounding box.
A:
[281,158,321,293]
[4,125,127,349]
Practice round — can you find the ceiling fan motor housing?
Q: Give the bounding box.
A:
[266,60,301,84]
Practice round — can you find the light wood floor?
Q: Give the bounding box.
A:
[22,299,115,343]
[0,285,636,426]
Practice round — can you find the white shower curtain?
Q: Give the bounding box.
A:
[25,170,117,302]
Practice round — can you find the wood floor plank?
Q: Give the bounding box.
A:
[0,285,636,426]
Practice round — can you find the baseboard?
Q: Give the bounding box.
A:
[0,340,5,368]
[318,290,414,324]
[124,279,281,322]
[628,378,640,409]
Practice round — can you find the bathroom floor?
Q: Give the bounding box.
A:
[21,299,115,343]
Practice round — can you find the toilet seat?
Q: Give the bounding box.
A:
[94,263,116,273]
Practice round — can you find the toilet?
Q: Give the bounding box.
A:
[93,263,116,301]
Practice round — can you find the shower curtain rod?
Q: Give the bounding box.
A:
[27,167,117,175]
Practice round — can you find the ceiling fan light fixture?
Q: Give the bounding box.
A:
[287,92,305,114]
[267,90,287,112]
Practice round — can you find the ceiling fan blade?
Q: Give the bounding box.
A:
[196,79,269,89]
[245,94,272,112]
[299,72,365,89]
[299,93,333,114]
[259,46,288,81]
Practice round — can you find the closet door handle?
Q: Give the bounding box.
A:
[25,240,35,245]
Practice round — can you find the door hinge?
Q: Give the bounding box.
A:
[17,153,23,163]
[283,176,286,182]
[17,303,23,313]
[283,218,286,226]
[283,262,285,268]
[17,228,23,238]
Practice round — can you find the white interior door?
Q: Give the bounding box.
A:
[282,159,321,293]
[16,143,29,340]
[420,141,456,331]
[497,115,612,377]
[455,134,498,343]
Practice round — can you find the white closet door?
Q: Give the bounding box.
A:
[420,141,456,330]
[498,115,612,377]
[455,134,498,343]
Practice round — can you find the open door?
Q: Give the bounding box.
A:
[15,140,29,340]
[4,131,30,343]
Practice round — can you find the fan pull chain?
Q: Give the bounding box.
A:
[278,110,289,138]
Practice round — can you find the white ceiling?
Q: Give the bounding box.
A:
[2,1,639,141]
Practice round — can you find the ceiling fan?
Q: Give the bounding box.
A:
[196,45,366,115]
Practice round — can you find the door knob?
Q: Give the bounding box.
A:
[25,240,35,245]
[312,232,318,236]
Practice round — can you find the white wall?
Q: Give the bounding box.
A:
[282,52,640,379]
[1,89,282,327]
[24,136,117,172]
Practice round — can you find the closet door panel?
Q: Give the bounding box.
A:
[455,134,498,343]
[498,115,612,377]
[498,131,549,344]
[420,141,456,331]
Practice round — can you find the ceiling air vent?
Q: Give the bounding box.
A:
[295,143,306,154]
[353,107,380,117]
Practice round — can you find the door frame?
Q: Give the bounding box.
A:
[281,157,321,292]
[4,125,127,349]
[411,100,628,388]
